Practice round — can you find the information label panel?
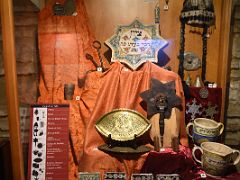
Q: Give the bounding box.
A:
[28,104,69,180]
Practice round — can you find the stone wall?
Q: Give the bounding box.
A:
[0,0,39,143]
[224,1,240,147]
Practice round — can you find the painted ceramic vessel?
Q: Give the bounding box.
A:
[105,19,168,70]
[186,118,224,145]
[192,142,240,177]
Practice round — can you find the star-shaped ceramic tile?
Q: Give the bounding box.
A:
[105,19,168,70]
[140,78,182,118]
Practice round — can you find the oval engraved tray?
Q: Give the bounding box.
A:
[95,109,151,141]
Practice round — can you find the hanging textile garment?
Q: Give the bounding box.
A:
[38,0,99,103]
[38,0,100,179]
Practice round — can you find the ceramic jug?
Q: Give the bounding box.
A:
[186,118,224,145]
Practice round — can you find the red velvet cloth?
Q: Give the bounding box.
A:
[185,87,222,124]
[141,146,240,180]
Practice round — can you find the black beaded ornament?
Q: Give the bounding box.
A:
[178,0,216,82]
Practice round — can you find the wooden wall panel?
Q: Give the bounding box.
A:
[84,0,224,83]
[84,0,156,54]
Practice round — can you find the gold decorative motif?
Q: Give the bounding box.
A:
[95,109,151,141]
[199,87,209,99]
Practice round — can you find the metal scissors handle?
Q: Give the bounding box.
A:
[92,40,103,68]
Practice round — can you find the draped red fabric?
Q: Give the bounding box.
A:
[78,62,188,179]
[141,146,240,180]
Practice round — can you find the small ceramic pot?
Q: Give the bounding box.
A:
[186,118,224,145]
[64,83,75,100]
[192,142,240,177]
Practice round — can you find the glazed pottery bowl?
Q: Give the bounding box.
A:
[186,118,224,145]
[192,142,240,177]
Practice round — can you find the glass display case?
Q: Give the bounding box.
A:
[0,0,238,180]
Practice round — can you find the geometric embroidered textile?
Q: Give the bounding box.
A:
[204,102,218,119]
[186,98,202,121]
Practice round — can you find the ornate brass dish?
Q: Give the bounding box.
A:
[95,109,151,141]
